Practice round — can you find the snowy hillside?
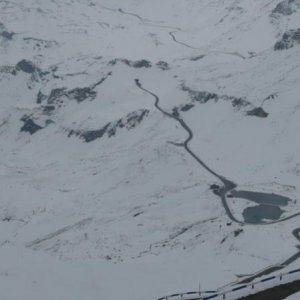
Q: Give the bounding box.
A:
[1,0,300,299]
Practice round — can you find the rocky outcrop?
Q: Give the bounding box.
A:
[108,58,170,70]
[0,31,15,40]
[181,84,218,104]
[37,73,111,107]
[14,68,111,135]
[0,22,15,40]
[109,58,152,68]
[156,61,170,71]
[22,37,59,50]
[189,55,206,61]
[69,109,149,142]
[181,84,250,108]
[172,104,194,117]
[20,117,43,135]
[272,0,300,16]
[179,84,270,118]
[274,28,300,50]
[44,87,97,105]
[15,60,39,74]
[246,107,269,118]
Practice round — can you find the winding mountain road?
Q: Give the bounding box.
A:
[135,79,300,284]
[169,31,247,60]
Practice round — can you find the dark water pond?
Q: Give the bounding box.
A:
[230,190,290,206]
[242,205,284,224]
[228,189,292,223]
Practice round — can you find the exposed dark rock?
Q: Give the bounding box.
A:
[108,59,118,66]
[37,91,48,104]
[234,229,244,237]
[172,104,195,117]
[181,84,218,103]
[193,91,218,103]
[47,65,60,79]
[220,237,227,244]
[80,123,110,142]
[47,86,98,104]
[0,65,17,75]
[132,59,152,68]
[47,88,67,104]
[67,87,97,103]
[133,212,143,217]
[274,28,300,50]
[190,55,206,61]
[109,58,169,70]
[45,119,54,125]
[181,84,250,109]
[69,109,149,142]
[172,107,180,117]
[272,0,300,16]
[156,61,170,71]
[231,97,250,108]
[20,117,43,134]
[109,58,152,68]
[125,109,149,127]
[23,37,59,49]
[210,184,221,196]
[15,59,38,74]
[43,105,55,114]
[213,189,221,196]
[180,104,195,112]
[0,31,15,40]
[265,93,278,101]
[210,184,220,190]
[38,70,51,78]
[45,74,110,105]
[91,72,112,89]
[246,107,268,118]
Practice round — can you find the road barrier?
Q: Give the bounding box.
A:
[158,268,300,300]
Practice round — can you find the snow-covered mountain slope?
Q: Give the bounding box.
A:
[1,1,300,299]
